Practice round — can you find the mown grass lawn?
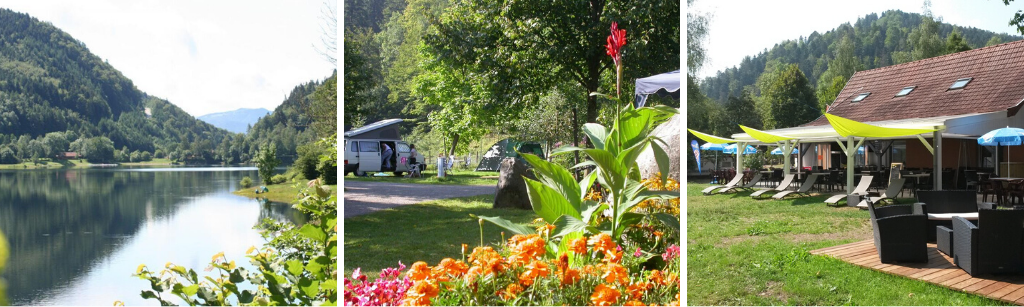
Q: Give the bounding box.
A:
[687,182,1008,306]
[233,181,338,203]
[344,169,498,186]
[344,194,537,279]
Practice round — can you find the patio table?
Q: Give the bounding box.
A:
[988,178,1024,206]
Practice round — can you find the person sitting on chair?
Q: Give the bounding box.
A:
[381,143,394,170]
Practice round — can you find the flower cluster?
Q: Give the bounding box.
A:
[344,262,413,306]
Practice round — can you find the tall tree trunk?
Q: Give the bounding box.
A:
[572,104,580,179]
[448,133,460,156]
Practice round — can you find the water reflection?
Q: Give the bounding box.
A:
[0,168,303,305]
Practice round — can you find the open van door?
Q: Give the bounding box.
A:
[356,140,382,174]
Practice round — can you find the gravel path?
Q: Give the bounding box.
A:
[343,181,496,218]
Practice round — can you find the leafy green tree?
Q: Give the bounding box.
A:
[308,72,337,138]
[908,6,944,61]
[427,0,679,131]
[725,90,762,131]
[1000,0,1024,35]
[945,28,972,54]
[0,146,17,164]
[254,142,280,185]
[688,0,710,75]
[816,75,847,112]
[755,61,820,130]
[42,132,69,158]
[82,137,115,163]
[987,35,1004,47]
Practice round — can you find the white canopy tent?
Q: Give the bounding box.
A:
[634,70,680,107]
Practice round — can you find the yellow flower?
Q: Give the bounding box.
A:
[135,264,146,274]
[164,262,173,268]
[212,251,225,262]
[246,246,257,254]
[113,301,125,306]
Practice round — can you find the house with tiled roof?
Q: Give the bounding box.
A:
[731,40,1024,188]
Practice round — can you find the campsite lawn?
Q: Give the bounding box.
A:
[344,169,497,186]
[344,194,537,279]
[687,182,1007,306]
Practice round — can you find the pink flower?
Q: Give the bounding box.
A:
[633,247,642,257]
[662,244,680,261]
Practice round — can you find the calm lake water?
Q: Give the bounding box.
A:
[0,167,305,305]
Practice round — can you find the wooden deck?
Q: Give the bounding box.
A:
[810,240,1024,305]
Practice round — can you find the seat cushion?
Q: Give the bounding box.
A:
[927,212,979,221]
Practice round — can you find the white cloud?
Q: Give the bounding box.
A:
[1,0,337,116]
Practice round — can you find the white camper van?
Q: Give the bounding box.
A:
[343,119,426,176]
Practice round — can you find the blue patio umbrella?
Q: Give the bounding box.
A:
[770,147,799,155]
[700,142,727,151]
[723,144,757,154]
[978,127,1024,177]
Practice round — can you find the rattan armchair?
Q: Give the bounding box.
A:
[867,199,929,264]
[952,209,1024,276]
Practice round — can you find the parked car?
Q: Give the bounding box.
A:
[344,138,425,176]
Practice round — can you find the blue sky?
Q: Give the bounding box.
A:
[692,0,1024,78]
[0,0,337,116]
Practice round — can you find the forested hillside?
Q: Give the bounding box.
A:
[699,10,1020,105]
[0,9,336,166]
[0,8,232,163]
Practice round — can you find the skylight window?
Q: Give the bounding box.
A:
[895,86,915,97]
[949,78,972,90]
[852,93,870,102]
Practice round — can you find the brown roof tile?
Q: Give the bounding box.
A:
[805,40,1024,126]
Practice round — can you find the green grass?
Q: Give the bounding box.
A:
[233,181,338,203]
[344,169,498,186]
[120,158,174,166]
[687,182,1008,306]
[0,159,90,169]
[344,194,537,278]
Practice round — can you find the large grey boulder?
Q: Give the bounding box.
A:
[493,158,536,210]
[637,112,680,181]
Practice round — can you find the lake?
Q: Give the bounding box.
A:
[0,167,304,305]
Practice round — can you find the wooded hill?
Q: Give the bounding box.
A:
[0,8,231,162]
[699,10,1021,105]
[0,8,336,165]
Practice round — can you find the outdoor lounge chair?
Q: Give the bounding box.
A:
[702,173,744,195]
[866,198,928,264]
[917,190,987,242]
[750,174,795,199]
[716,172,762,194]
[856,178,907,208]
[952,209,1024,276]
[823,175,873,206]
[772,173,822,200]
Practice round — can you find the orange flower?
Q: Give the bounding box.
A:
[518,260,550,286]
[469,246,506,275]
[583,264,597,276]
[433,258,469,282]
[464,266,483,284]
[603,249,623,263]
[666,273,679,286]
[555,253,570,271]
[648,270,664,285]
[408,261,432,282]
[624,300,646,306]
[507,234,546,266]
[499,283,524,300]
[626,282,653,300]
[590,233,616,255]
[401,280,439,306]
[590,284,621,306]
[569,236,588,254]
[560,268,582,286]
[602,263,629,285]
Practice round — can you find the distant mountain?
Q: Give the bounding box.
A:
[198,108,271,134]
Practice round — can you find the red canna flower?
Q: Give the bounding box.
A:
[605,22,627,67]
